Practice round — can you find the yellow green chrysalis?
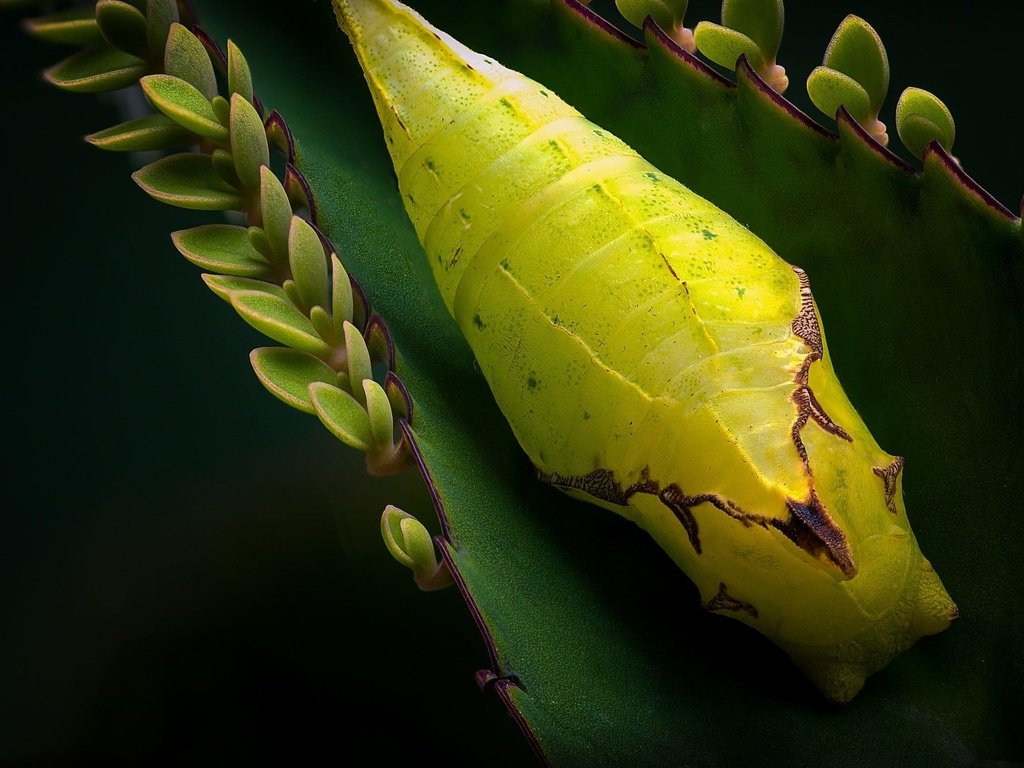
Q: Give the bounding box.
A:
[334,0,957,702]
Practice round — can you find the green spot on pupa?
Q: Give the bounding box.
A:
[582,411,590,421]
[644,172,660,182]
[736,286,746,298]
[702,228,718,240]
[473,312,486,329]
[527,374,539,390]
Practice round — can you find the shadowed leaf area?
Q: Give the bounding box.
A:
[4,0,1021,766]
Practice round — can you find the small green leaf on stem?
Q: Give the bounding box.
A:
[229,291,332,356]
[171,224,273,278]
[86,113,196,151]
[95,0,149,59]
[25,8,103,47]
[380,506,453,591]
[807,66,871,123]
[202,274,289,303]
[140,74,227,142]
[309,382,373,452]
[331,254,354,339]
[227,40,254,105]
[230,93,270,191]
[45,46,147,93]
[288,216,329,313]
[164,22,217,100]
[211,148,240,187]
[132,153,243,210]
[694,22,764,71]
[145,0,179,62]
[896,87,955,159]
[364,378,395,451]
[821,15,888,115]
[722,0,783,63]
[250,347,338,414]
[309,305,336,346]
[343,320,372,404]
[261,166,293,264]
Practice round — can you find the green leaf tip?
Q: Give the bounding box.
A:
[896,87,955,160]
[309,381,373,452]
[615,0,695,53]
[86,113,196,152]
[171,224,274,279]
[694,0,787,92]
[250,347,338,414]
[288,216,330,314]
[380,506,453,592]
[165,22,217,100]
[132,153,243,210]
[808,14,889,144]
[230,93,270,191]
[140,73,227,142]
[227,40,255,105]
[229,290,332,357]
[144,0,179,62]
[95,0,149,59]
[24,8,103,47]
[44,46,147,93]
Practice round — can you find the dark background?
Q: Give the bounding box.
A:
[2,1,1020,765]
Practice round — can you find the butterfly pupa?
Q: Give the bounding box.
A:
[334,0,957,702]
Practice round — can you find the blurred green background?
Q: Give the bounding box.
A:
[1,1,1020,765]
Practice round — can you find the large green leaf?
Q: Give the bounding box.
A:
[195,1,1022,765]
[6,0,1020,764]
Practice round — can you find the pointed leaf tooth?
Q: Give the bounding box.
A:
[229,291,332,356]
[364,378,395,450]
[343,320,372,404]
[721,0,783,62]
[44,46,147,93]
[145,0,179,61]
[331,254,354,338]
[140,74,227,142]
[24,8,104,47]
[171,224,273,278]
[227,39,254,104]
[309,382,373,452]
[164,22,217,100]
[693,22,764,71]
[309,305,337,346]
[249,347,338,414]
[211,148,241,188]
[86,113,196,152]
[806,66,871,123]
[95,0,149,58]
[202,274,289,303]
[260,166,293,263]
[822,15,888,114]
[132,153,243,210]
[288,216,330,313]
[896,87,955,158]
[230,93,270,191]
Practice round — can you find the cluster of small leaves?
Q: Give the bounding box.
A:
[609,0,955,158]
[23,0,409,476]
[381,505,453,591]
[694,0,787,93]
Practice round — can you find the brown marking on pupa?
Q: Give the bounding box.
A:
[776,494,856,576]
[704,582,759,618]
[872,456,905,515]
